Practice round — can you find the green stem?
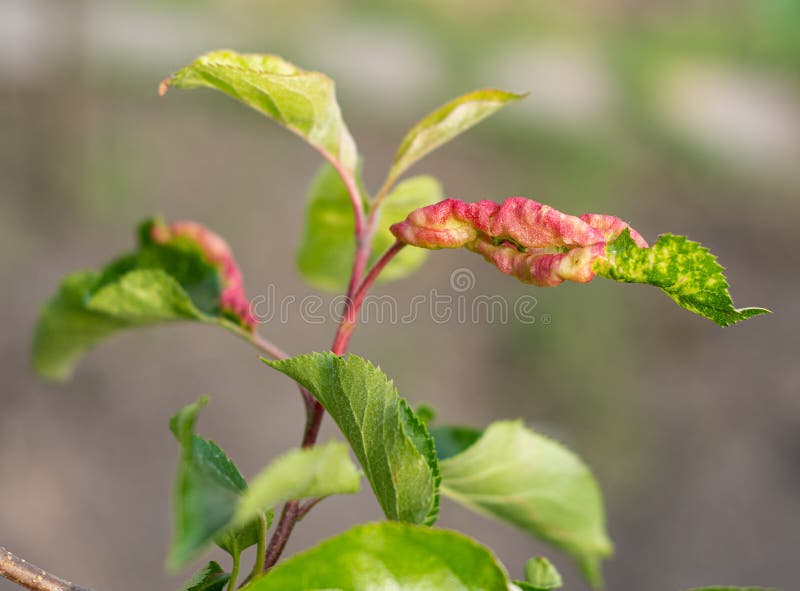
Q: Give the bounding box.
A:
[249,513,268,578]
[227,547,241,591]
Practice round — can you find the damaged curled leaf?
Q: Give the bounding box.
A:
[391,197,768,326]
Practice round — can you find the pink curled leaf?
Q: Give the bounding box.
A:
[151,220,256,329]
[580,214,648,248]
[390,197,642,287]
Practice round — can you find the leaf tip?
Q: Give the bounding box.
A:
[719,306,772,327]
[260,356,287,371]
[165,545,189,574]
[524,556,563,590]
[158,76,173,97]
[741,306,772,318]
[31,357,71,383]
[475,88,529,103]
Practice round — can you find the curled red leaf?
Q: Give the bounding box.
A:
[151,220,256,328]
[390,197,647,287]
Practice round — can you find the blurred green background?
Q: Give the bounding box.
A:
[1,1,797,590]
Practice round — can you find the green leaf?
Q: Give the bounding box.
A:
[179,561,230,591]
[414,403,436,427]
[32,271,130,381]
[32,218,251,382]
[296,164,441,291]
[241,522,512,591]
[168,398,264,569]
[437,420,612,588]
[131,220,226,317]
[87,269,203,321]
[374,175,442,283]
[170,399,360,569]
[594,229,770,326]
[296,163,364,291]
[430,425,482,461]
[387,89,525,183]
[264,353,440,525]
[162,50,357,175]
[524,557,563,590]
[233,441,361,527]
[514,584,552,591]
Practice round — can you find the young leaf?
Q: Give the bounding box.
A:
[436,420,612,588]
[179,561,230,591]
[264,353,441,525]
[594,230,771,326]
[386,89,525,184]
[169,400,361,569]
[32,218,256,382]
[241,522,512,591]
[233,441,361,527]
[375,175,442,283]
[160,50,357,175]
[414,403,437,426]
[296,163,441,291]
[169,397,264,569]
[525,557,563,590]
[295,163,365,291]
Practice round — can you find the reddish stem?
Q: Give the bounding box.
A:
[332,241,406,354]
[251,332,317,414]
[252,333,289,361]
[262,241,406,571]
[323,152,364,237]
[297,497,325,520]
[262,500,301,571]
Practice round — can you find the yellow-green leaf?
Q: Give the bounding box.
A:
[296,163,441,291]
[162,50,357,175]
[436,420,612,588]
[233,442,360,527]
[242,522,511,591]
[387,88,525,183]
